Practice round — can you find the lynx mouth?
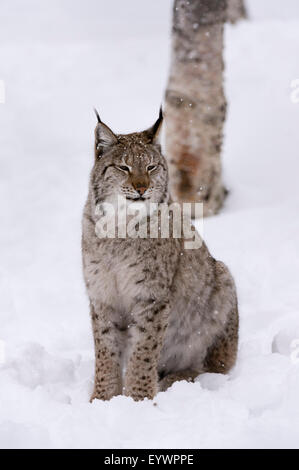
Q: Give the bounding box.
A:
[126,196,147,201]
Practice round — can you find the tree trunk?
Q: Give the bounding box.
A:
[227,0,247,24]
[164,0,227,216]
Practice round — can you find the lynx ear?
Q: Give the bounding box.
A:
[94,109,118,156]
[144,107,163,144]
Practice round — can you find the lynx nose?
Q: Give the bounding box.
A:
[136,186,147,196]
[132,180,148,196]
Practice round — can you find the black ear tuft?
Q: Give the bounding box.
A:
[94,108,102,123]
[151,106,163,138]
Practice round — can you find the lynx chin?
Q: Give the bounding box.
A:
[82,108,239,402]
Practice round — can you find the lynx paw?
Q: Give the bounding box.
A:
[90,381,121,402]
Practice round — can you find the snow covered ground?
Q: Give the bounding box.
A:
[0,0,299,449]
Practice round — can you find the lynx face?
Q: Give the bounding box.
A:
[90,110,169,209]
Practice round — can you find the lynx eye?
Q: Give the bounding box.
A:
[147,165,157,172]
[116,165,130,173]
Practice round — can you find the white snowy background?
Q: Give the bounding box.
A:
[0,0,299,449]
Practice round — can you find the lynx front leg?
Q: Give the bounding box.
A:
[90,303,122,402]
[124,301,169,401]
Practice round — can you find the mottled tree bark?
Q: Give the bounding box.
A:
[165,0,228,216]
[227,0,247,24]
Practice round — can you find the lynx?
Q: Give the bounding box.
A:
[82,109,238,402]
